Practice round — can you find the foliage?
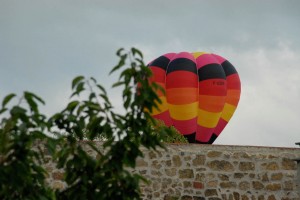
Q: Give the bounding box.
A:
[0,92,54,199]
[0,48,182,200]
[150,120,188,144]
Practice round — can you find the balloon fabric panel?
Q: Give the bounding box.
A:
[166,52,198,137]
[147,52,241,144]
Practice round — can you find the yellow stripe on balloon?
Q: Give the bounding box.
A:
[168,102,198,120]
[192,52,207,59]
[197,109,222,128]
[220,103,237,122]
[149,96,169,115]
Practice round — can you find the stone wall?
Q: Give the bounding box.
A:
[45,143,300,200]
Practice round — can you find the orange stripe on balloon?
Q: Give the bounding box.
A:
[166,88,198,104]
[153,82,166,97]
[198,95,226,112]
[226,90,241,106]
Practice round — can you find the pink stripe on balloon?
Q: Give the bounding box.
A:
[163,53,176,60]
[172,118,197,135]
[153,110,172,127]
[196,125,214,143]
[170,52,195,62]
[195,54,219,69]
[211,53,227,64]
[214,118,228,136]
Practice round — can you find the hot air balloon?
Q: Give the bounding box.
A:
[147,52,241,144]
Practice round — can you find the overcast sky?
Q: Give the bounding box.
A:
[1,0,300,147]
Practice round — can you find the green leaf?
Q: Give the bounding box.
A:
[116,48,124,56]
[96,84,107,95]
[112,81,125,88]
[131,47,143,59]
[72,76,85,90]
[109,54,127,75]
[2,93,16,108]
[65,101,79,113]
[0,108,7,115]
[25,91,45,105]
[24,92,38,113]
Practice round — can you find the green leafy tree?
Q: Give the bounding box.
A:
[0,48,184,200]
[0,92,55,199]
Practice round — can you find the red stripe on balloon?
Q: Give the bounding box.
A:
[166,71,198,88]
[149,66,166,84]
[226,74,241,90]
[213,118,228,136]
[172,118,197,135]
[196,125,214,143]
[153,110,172,127]
[198,79,227,96]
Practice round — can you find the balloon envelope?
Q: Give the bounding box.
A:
[148,52,241,144]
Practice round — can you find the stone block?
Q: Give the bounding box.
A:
[207,160,234,172]
[267,195,276,200]
[173,155,182,167]
[262,162,279,170]
[218,174,229,181]
[204,189,218,197]
[281,158,297,170]
[207,151,222,158]
[270,172,283,180]
[241,194,249,200]
[239,162,255,171]
[192,155,205,166]
[265,183,281,191]
[193,181,204,189]
[220,181,237,189]
[207,180,218,187]
[283,180,294,191]
[136,158,148,167]
[239,181,250,190]
[179,169,194,179]
[165,168,177,177]
[234,173,244,179]
[164,195,180,200]
[252,181,264,190]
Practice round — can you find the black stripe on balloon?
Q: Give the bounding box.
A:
[198,63,226,81]
[195,133,217,144]
[221,60,237,76]
[208,133,218,144]
[184,132,196,143]
[167,58,197,74]
[149,56,170,71]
